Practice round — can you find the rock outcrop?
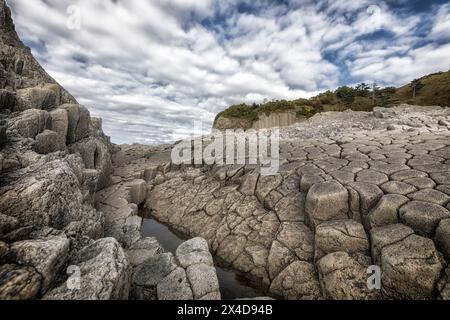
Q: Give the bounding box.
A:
[1,0,450,301]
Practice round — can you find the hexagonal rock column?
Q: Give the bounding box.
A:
[381,234,443,299]
[314,219,370,261]
[305,181,349,228]
[317,252,380,300]
[436,219,450,261]
[175,237,220,300]
[399,201,450,236]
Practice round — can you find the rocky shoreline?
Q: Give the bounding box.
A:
[1,0,450,300]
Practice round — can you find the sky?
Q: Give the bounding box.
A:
[8,0,450,145]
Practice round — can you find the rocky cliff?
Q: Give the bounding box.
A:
[1,0,450,301]
[0,0,221,300]
[214,111,306,131]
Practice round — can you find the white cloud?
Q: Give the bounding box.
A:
[7,0,450,144]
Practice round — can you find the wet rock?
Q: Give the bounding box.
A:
[44,238,130,300]
[305,181,349,228]
[381,234,443,299]
[315,219,369,260]
[0,264,42,300]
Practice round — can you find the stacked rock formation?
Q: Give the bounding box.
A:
[0,0,220,300]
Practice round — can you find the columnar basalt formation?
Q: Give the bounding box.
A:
[1,0,450,300]
[0,0,219,300]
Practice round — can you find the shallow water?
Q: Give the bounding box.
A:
[141,217,265,300]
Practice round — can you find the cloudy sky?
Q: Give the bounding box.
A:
[8,0,450,145]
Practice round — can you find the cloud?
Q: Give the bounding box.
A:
[7,0,450,144]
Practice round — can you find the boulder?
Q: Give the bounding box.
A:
[49,108,68,138]
[34,129,65,154]
[399,201,450,236]
[7,109,50,138]
[15,84,59,111]
[126,237,163,267]
[0,89,15,110]
[370,224,414,265]
[366,194,409,228]
[0,264,42,300]
[381,234,443,299]
[317,252,380,300]
[269,261,321,300]
[7,235,70,293]
[186,264,220,300]
[44,238,130,300]
[60,104,90,144]
[305,181,349,228]
[157,267,193,300]
[435,219,450,261]
[68,137,112,190]
[175,237,213,268]
[315,219,369,260]
[125,179,147,206]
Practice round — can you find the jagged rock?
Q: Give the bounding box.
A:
[366,194,409,228]
[305,181,349,228]
[7,235,70,293]
[15,84,59,111]
[0,213,19,236]
[49,108,68,138]
[7,109,50,138]
[0,119,6,147]
[0,89,15,110]
[126,237,163,267]
[133,253,178,300]
[176,237,213,268]
[347,182,385,222]
[381,234,443,299]
[69,137,112,190]
[399,201,450,236]
[157,267,193,300]
[0,240,8,260]
[0,157,83,229]
[0,264,42,300]
[44,238,130,300]
[380,181,417,195]
[269,261,321,300]
[34,129,65,154]
[317,252,380,300]
[314,220,369,260]
[370,224,414,265]
[186,264,220,300]
[435,219,450,261]
[60,104,90,144]
[125,179,147,206]
[408,188,450,206]
[239,172,259,195]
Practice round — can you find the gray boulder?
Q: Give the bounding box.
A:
[44,238,130,300]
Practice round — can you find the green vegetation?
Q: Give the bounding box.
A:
[216,69,450,122]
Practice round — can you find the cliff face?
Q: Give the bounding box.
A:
[213,111,306,131]
[0,1,222,300]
